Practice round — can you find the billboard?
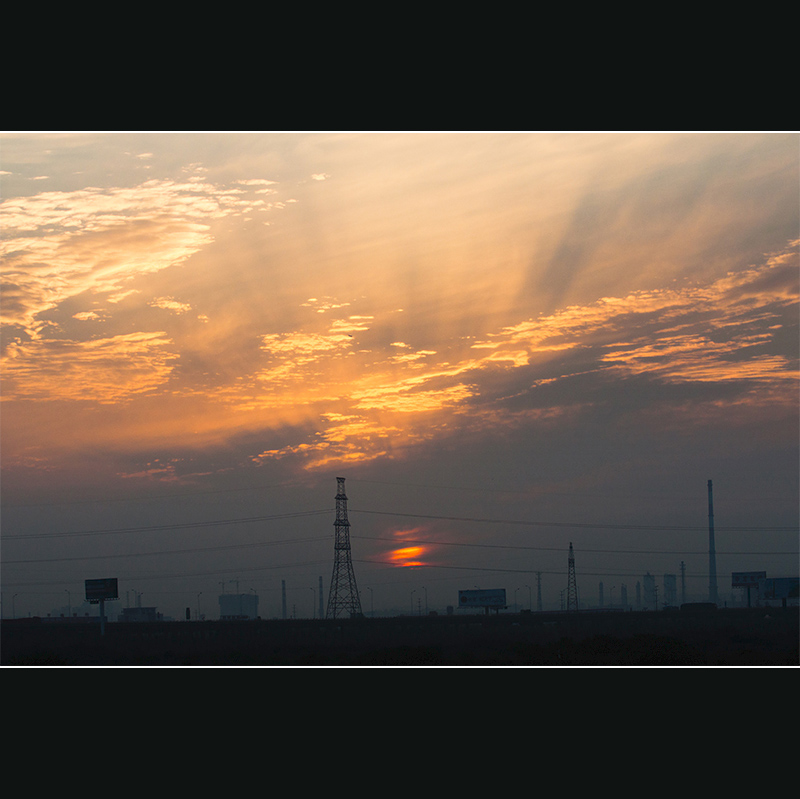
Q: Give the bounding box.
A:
[458,589,506,609]
[219,593,259,620]
[85,578,118,603]
[759,577,799,600]
[732,571,766,587]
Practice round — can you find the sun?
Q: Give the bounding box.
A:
[389,546,427,567]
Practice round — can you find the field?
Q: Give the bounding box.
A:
[3,606,797,666]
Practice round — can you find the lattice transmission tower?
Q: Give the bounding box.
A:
[326,477,363,619]
[566,541,579,611]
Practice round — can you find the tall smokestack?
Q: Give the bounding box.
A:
[708,480,718,605]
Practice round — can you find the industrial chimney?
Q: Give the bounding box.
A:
[708,479,718,605]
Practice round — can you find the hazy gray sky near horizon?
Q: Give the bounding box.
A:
[2,131,798,620]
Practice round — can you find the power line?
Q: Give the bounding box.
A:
[353,534,797,557]
[9,473,794,512]
[2,481,306,509]
[347,477,798,504]
[3,559,334,589]
[4,536,330,565]
[354,558,767,582]
[1,509,331,541]
[348,508,798,533]
[4,505,795,545]
[6,532,794,568]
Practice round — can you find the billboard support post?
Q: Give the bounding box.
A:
[85,578,119,635]
[732,572,766,608]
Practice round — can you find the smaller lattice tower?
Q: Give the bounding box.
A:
[326,477,363,619]
[566,542,579,611]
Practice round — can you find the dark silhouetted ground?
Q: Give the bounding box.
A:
[2,607,797,666]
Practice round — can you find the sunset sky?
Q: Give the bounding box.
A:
[2,131,798,620]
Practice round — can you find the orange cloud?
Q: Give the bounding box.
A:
[601,335,798,384]
[473,241,799,392]
[0,173,276,338]
[1,331,177,403]
[233,242,798,473]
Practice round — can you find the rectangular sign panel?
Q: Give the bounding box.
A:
[458,588,506,608]
[85,578,119,603]
[759,577,799,600]
[732,571,766,587]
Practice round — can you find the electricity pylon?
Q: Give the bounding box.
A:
[566,542,579,612]
[325,477,363,619]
